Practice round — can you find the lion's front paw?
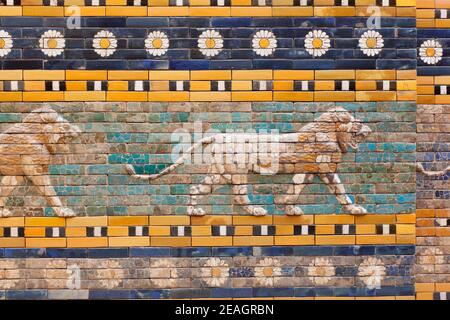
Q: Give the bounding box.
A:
[286,205,303,216]
[250,206,267,216]
[0,208,13,217]
[188,206,206,216]
[55,207,77,217]
[345,205,367,215]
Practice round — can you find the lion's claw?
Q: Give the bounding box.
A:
[286,205,303,216]
[346,204,367,215]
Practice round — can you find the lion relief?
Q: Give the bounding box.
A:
[0,107,81,217]
[126,107,373,216]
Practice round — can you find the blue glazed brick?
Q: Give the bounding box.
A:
[169,289,211,299]
[253,287,294,297]
[229,267,254,278]
[46,249,88,258]
[6,290,47,300]
[4,249,27,258]
[212,247,252,257]
[89,290,133,299]
[88,248,129,258]
[293,246,334,256]
[171,247,211,257]
[375,286,415,296]
[260,246,294,256]
[130,247,171,257]
[133,290,168,299]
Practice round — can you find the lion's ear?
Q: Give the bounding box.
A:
[39,111,59,123]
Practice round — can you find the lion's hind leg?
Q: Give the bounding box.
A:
[319,173,367,215]
[0,176,25,217]
[285,173,314,216]
[188,173,222,216]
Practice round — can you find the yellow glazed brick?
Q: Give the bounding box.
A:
[273,215,314,225]
[397,70,416,80]
[417,20,435,28]
[231,81,253,91]
[65,227,86,237]
[355,81,377,91]
[65,0,85,5]
[24,81,45,91]
[192,237,232,246]
[274,70,314,80]
[274,236,314,245]
[150,81,170,91]
[109,237,150,247]
[396,214,416,223]
[273,92,314,101]
[233,215,273,225]
[436,0,450,9]
[150,216,190,226]
[435,95,450,104]
[106,0,127,4]
[0,70,22,80]
[24,70,65,80]
[24,92,64,102]
[108,81,129,91]
[275,225,293,235]
[436,283,450,291]
[185,81,210,91]
[356,91,396,101]
[23,6,63,16]
[108,71,148,80]
[0,238,25,247]
[436,20,450,28]
[108,227,128,237]
[64,3,106,17]
[107,92,147,102]
[189,7,231,16]
[66,82,87,91]
[24,227,46,238]
[415,283,435,292]
[397,8,415,17]
[230,7,272,16]
[148,7,190,16]
[416,94,433,104]
[0,92,22,101]
[65,91,106,101]
[315,225,335,235]
[272,7,313,16]
[272,0,294,4]
[149,92,189,101]
[0,7,23,16]
[233,70,272,80]
[106,6,148,16]
[67,237,108,248]
[354,215,395,224]
[416,9,435,18]
[396,235,415,244]
[66,217,107,227]
[149,226,171,236]
[397,80,416,91]
[273,81,293,91]
[315,235,355,245]
[396,224,415,235]
[191,92,231,102]
[356,70,396,80]
[434,76,450,85]
[233,236,273,246]
[191,226,211,236]
[396,0,415,6]
[232,91,272,101]
[66,70,107,80]
[25,217,65,227]
[315,215,354,224]
[191,70,231,80]
[314,7,356,16]
[148,0,169,5]
[151,237,191,247]
[416,293,433,300]
[231,0,251,5]
[315,92,355,102]
[0,217,25,227]
[26,238,66,248]
[191,215,232,225]
[190,0,210,5]
[315,81,335,91]
[356,225,376,235]
[108,216,149,226]
[234,226,253,236]
[315,70,355,80]
[356,235,396,244]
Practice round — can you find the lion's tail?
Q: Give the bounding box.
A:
[416,163,450,177]
[125,135,216,181]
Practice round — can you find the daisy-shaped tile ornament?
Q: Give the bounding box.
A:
[252,30,277,57]
[358,30,384,57]
[93,30,117,58]
[419,39,443,65]
[198,29,223,57]
[145,31,169,57]
[304,30,331,57]
[39,30,65,57]
[0,30,13,58]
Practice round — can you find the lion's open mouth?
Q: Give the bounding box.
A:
[349,126,371,150]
